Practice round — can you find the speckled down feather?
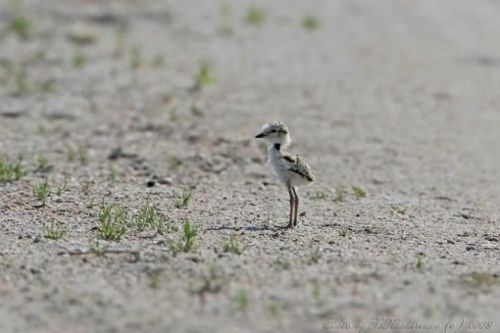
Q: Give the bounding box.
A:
[282,152,314,182]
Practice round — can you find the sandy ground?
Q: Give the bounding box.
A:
[1,0,500,332]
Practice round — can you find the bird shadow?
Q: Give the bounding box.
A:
[205,224,283,232]
[319,222,343,229]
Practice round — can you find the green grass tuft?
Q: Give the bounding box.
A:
[194,63,215,89]
[194,266,225,295]
[459,272,500,288]
[168,156,183,171]
[168,220,197,256]
[38,79,55,94]
[72,52,87,68]
[77,145,89,165]
[302,15,319,31]
[33,178,51,206]
[133,200,169,233]
[8,16,32,39]
[352,186,366,199]
[55,176,68,195]
[130,46,143,69]
[223,237,246,255]
[245,6,266,26]
[313,191,327,200]
[151,54,165,68]
[98,203,127,240]
[311,281,323,305]
[416,254,425,270]
[67,29,96,45]
[335,186,346,202]
[338,225,349,237]
[89,240,108,256]
[147,270,162,289]
[391,205,407,215]
[190,104,203,117]
[309,245,322,264]
[235,289,249,311]
[0,159,26,183]
[275,256,291,270]
[43,221,64,240]
[36,155,51,172]
[175,188,192,209]
[15,65,29,95]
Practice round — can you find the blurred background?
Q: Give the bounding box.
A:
[1,1,500,332]
[1,0,499,204]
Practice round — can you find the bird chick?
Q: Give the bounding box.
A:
[255,121,314,228]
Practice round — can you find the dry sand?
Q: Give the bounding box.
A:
[0,0,499,332]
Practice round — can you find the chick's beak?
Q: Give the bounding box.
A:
[255,133,265,138]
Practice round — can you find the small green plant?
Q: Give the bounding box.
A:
[55,177,68,195]
[15,65,29,95]
[194,63,215,89]
[217,2,234,36]
[0,159,26,183]
[147,270,162,289]
[33,178,51,206]
[66,147,76,162]
[313,191,327,200]
[275,256,291,270]
[89,240,108,256]
[194,266,225,295]
[168,241,182,257]
[391,205,407,215]
[352,186,366,199]
[416,254,425,270]
[162,94,174,105]
[98,203,127,240]
[311,281,323,305]
[245,6,266,26]
[168,108,179,122]
[67,28,96,45]
[43,221,64,240]
[108,166,119,183]
[134,200,167,233]
[220,2,231,18]
[168,220,197,255]
[130,46,143,69]
[335,186,346,202]
[223,237,246,255]
[36,155,51,172]
[175,188,192,209]
[190,104,203,117]
[309,245,322,264]
[267,302,280,318]
[78,145,89,165]
[151,54,165,68]
[0,59,13,87]
[182,220,197,250]
[38,79,55,94]
[113,22,129,57]
[302,15,319,31]
[168,156,183,171]
[82,178,93,193]
[459,272,500,288]
[217,24,234,37]
[235,289,249,311]
[72,52,87,68]
[8,16,32,39]
[338,225,349,237]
